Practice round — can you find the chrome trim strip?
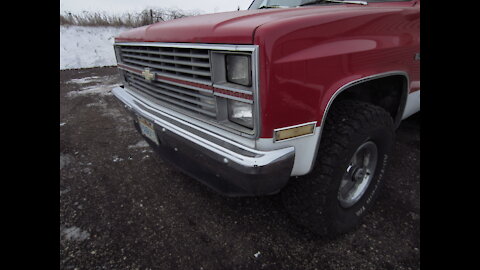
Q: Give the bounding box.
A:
[327,0,368,5]
[252,46,261,139]
[124,85,257,141]
[213,84,254,95]
[112,86,293,167]
[214,92,254,104]
[115,42,258,52]
[274,121,318,132]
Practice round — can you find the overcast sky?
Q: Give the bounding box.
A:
[60,0,255,15]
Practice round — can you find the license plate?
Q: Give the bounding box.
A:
[137,116,159,145]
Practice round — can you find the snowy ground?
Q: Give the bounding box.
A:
[60,26,131,70]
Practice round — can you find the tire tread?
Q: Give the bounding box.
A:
[282,100,394,236]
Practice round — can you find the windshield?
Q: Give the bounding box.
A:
[248,0,410,9]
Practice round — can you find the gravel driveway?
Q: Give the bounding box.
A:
[60,67,420,270]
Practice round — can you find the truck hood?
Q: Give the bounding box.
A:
[115,6,375,44]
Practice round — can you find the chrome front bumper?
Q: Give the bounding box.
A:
[112,86,295,196]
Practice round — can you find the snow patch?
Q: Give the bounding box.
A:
[60,188,71,196]
[66,83,121,97]
[66,76,102,85]
[86,101,107,109]
[128,140,149,149]
[60,226,90,241]
[113,156,124,162]
[66,74,121,98]
[60,153,74,170]
[60,25,131,70]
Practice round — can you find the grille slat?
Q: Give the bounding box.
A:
[154,77,212,95]
[117,44,217,119]
[122,58,212,77]
[126,74,215,109]
[129,81,217,117]
[121,48,210,59]
[122,53,211,68]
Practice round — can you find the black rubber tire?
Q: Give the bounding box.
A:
[282,100,395,236]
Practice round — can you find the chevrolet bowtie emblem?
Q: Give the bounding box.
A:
[142,68,155,81]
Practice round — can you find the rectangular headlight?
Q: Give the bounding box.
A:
[228,100,253,129]
[226,55,252,86]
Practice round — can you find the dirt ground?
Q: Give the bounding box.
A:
[60,67,420,270]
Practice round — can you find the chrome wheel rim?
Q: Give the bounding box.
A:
[338,141,378,208]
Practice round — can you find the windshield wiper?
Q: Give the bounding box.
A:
[258,5,285,9]
[299,0,368,7]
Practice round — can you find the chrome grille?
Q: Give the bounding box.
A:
[114,43,259,136]
[117,45,212,82]
[116,44,217,118]
[123,72,217,118]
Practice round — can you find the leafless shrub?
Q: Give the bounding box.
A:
[60,8,203,27]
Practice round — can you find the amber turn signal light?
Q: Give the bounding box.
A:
[274,122,316,142]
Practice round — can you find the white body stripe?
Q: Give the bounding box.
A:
[256,127,321,176]
[401,90,420,120]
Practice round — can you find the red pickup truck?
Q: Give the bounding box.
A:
[112,0,420,236]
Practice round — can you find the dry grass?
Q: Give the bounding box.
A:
[60,8,202,27]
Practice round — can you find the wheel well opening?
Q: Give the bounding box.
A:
[333,75,408,126]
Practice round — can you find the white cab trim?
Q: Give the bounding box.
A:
[256,127,321,176]
[401,90,420,120]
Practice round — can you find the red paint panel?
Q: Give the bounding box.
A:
[254,2,420,137]
[114,2,414,44]
[116,1,419,138]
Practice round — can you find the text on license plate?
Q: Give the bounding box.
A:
[138,116,159,145]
